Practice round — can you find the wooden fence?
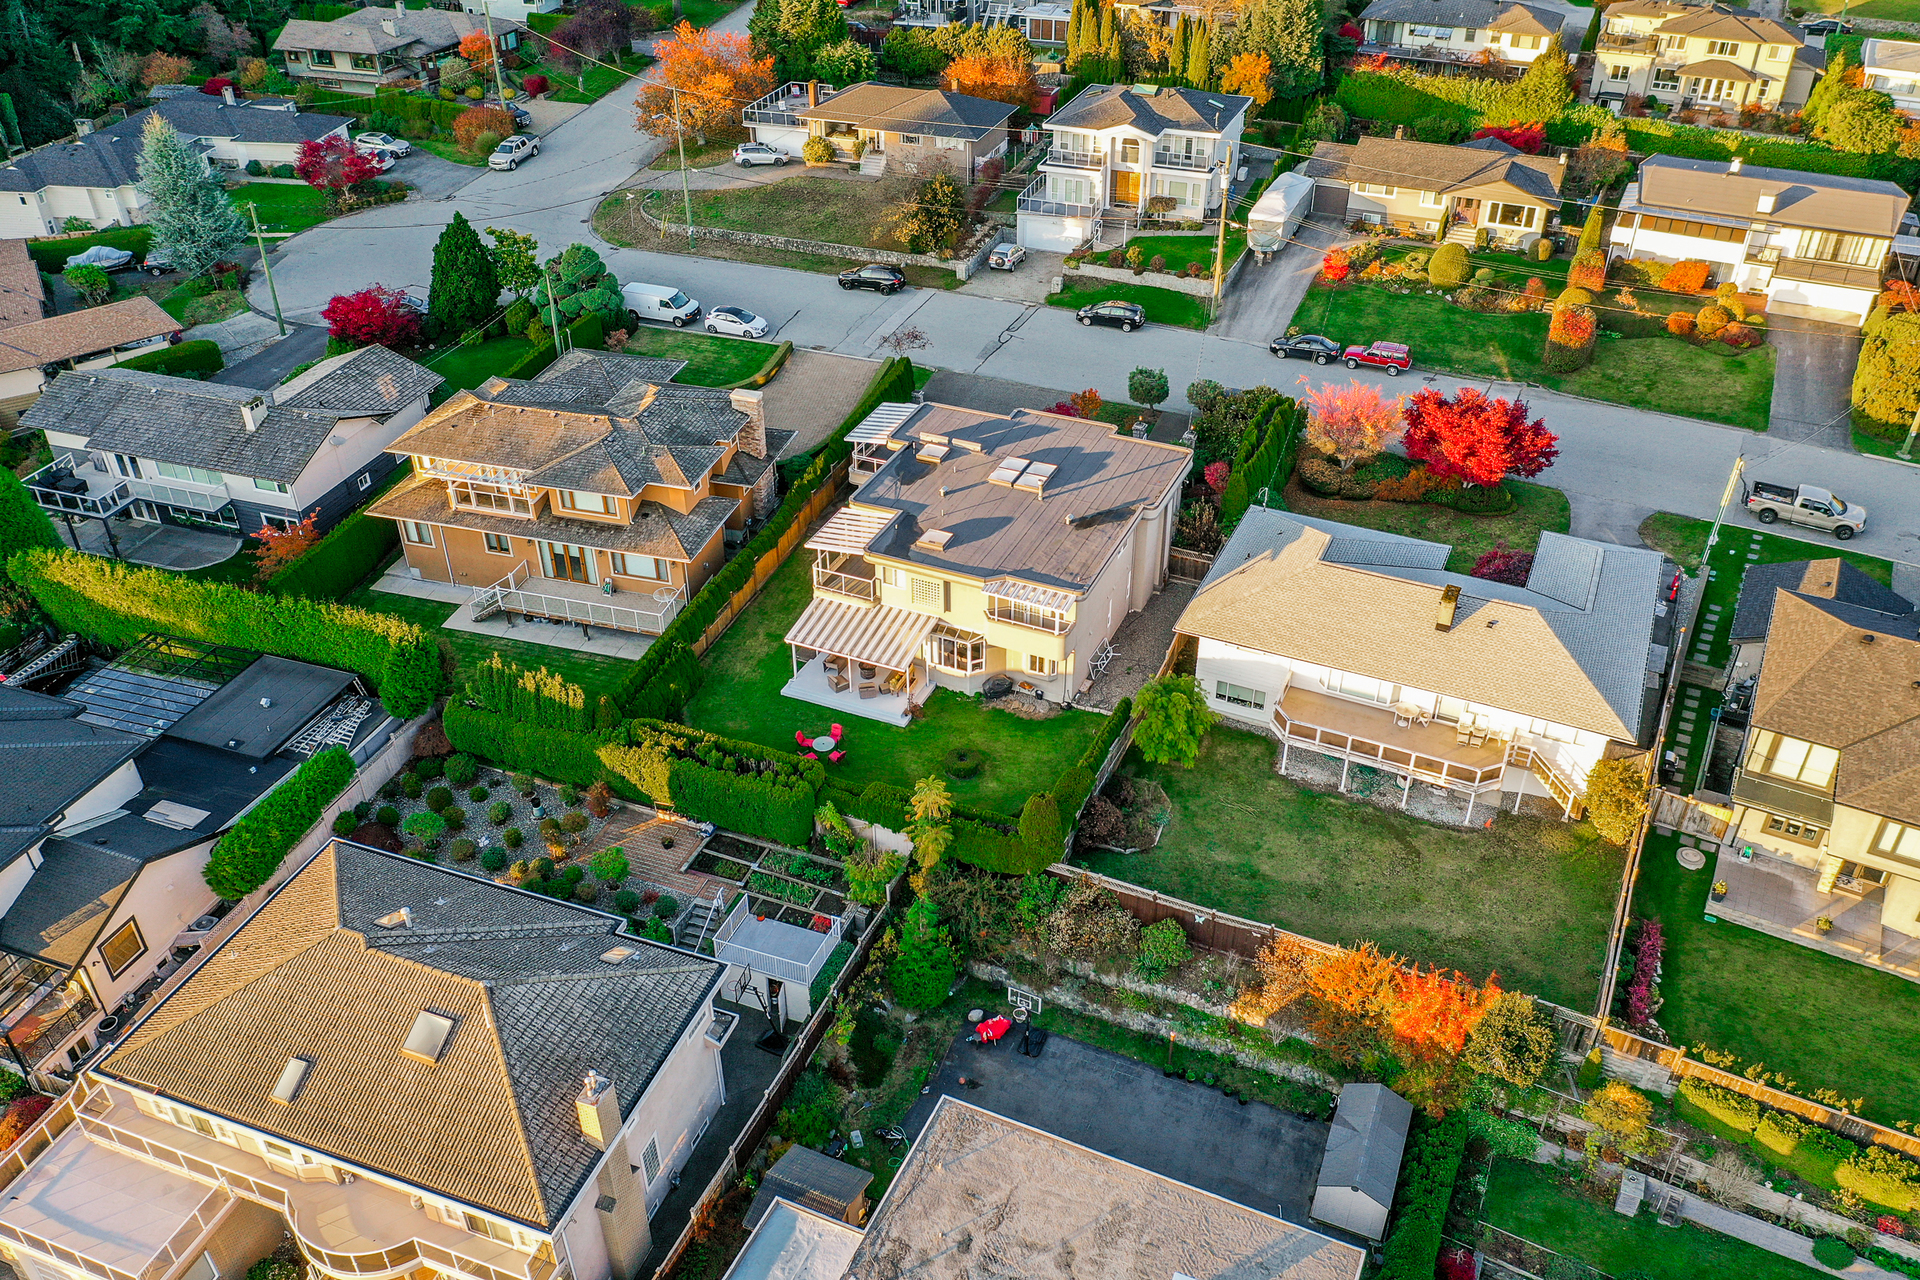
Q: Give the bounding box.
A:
[1167,548,1214,583]
[693,460,848,658]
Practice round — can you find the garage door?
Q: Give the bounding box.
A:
[1017,213,1092,252]
[752,125,808,159]
[1311,182,1349,219]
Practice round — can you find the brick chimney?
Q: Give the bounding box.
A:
[729,387,767,459]
[576,1070,620,1150]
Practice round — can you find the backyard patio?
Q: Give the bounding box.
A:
[1710,844,1920,982]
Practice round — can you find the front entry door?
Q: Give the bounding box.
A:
[1112,171,1141,208]
[1453,198,1479,226]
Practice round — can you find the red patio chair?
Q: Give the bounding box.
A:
[829,750,845,763]
[803,752,818,761]
[830,723,844,742]
[795,729,811,748]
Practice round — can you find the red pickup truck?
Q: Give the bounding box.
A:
[1342,341,1412,375]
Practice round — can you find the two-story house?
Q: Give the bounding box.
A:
[1171,510,1669,822]
[370,350,786,636]
[1355,0,1569,76]
[1015,83,1251,252]
[1609,154,1911,325]
[273,2,530,97]
[1862,38,1920,118]
[1589,1,1817,111]
[782,401,1188,724]
[1715,580,1920,969]
[0,839,731,1280]
[24,344,442,545]
[0,638,399,1091]
[1301,134,1565,248]
[0,298,179,423]
[741,82,1015,178]
[0,94,352,238]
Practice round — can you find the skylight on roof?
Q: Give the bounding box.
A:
[401,1010,457,1064]
[374,907,412,929]
[1014,461,1057,494]
[600,945,638,963]
[916,442,951,463]
[271,1057,311,1104]
[988,457,1030,487]
[915,529,954,551]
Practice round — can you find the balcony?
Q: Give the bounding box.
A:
[713,898,848,986]
[71,1087,558,1280]
[984,600,1070,634]
[127,477,230,514]
[471,563,686,635]
[1597,31,1658,53]
[742,81,837,127]
[813,551,877,605]
[1275,686,1508,793]
[1771,256,1886,290]
[25,453,132,519]
[1152,150,1210,171]
[416,457,529,488]
[1730,769,1835,824]
[0,956,99,1076]
[1016,175,1095,219]
[1046,147,1104,169]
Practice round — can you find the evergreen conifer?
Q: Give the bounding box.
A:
[136,115,247,280]
[1185,20,1211,89]
[428,211,500,339]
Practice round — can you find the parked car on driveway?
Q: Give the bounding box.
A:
[1270,333,1341,363]
[140,250,176,276]
[1801,17,1851,34]
[987,243,1027,270]
[1077,300,1145,331]
[65,245,135,272]
[706,306,770,338]
[1342,341,1411,374]
[355,131,412,157]
[733,142,787,167]
[839,263,905,294]
[488,135,539,170]
[1744,480,1866,540]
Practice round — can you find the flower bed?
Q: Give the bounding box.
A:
[1624,917,1664,1030]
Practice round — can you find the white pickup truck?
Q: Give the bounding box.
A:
[1744,480,1866,540]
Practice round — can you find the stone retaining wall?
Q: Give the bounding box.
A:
[631,196,999,280]
[1066,260,1216,296]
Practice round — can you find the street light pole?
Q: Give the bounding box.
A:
[1899,403,1919,460]
[1210,140,1234,319]
[672,88,694,250]
[248,202,286,337]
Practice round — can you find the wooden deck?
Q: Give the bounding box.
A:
[590,805,734,902]
[1277,686,1507,786]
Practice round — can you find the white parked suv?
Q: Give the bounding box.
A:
[488,135,540,171]
[355,131,412,158]
[733,142,787,167]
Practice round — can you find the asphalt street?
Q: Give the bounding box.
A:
[250,0,1920,570]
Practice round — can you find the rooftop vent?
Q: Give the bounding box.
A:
[1014,461,1058,495]
[375,907,412,929]
[271,1057,312,1104]
[401,1010,457,1064]
[988,457,1030,487]
[600,945,638,963]
[1435,583,1461,633]
[916,442,951,463]
[915,528,954,551]
[1730,156,1744,174]
[1862,633,1876,643]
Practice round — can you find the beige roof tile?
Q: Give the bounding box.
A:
[0,298,179,375]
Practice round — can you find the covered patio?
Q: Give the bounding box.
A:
[783,597,937,727]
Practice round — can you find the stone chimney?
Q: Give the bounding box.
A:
[729,387,767,459]
[576,1070,620,1150]
[221,84,237,105]
[807,80,819,108]
[1729,155,1743,174]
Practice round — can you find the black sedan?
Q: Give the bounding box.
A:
[1270,333,1341,363]
[839,263,906,294]
[1076,300,1145,331]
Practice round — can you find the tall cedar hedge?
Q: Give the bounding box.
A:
[205,747,356,898]
[1375,1113,1469,1280]
[264,463,410,599]
[1853,305,1920,441]
[114,339,224,377]
[10,549,442,717]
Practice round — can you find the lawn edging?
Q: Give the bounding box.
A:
[723,339,791,389]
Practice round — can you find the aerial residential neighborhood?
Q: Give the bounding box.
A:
[1,0,1919,1279]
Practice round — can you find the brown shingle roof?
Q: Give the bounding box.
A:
[1750,590,1920,826]
[1656,3,1799,44]
[0,240,47,330]
[0,297,179,375]
[99,842,723,1229]
[1302,137,1565,203]
[369,474,733,562]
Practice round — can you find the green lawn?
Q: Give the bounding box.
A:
[681,551,1107,817]
[227,183,329,234]
[341,580,633,701]
[1852,414,1916,459]
[617,327,778,386]
[1280,477,1571,574]
[1046,277,1212,330]
[413,138,490,167]
[637,0,740,27]
[1080,727,1624,1008]
[648,137,744,171]
[1116,232,1247,275]
[420,336,535,403]
[1484,1159,1824,1280]
[1292,274,1776,431]
[28,226,151,273]
[1808,0,1920,16]
[518,52,652,104]
[1637,835,1920,1125]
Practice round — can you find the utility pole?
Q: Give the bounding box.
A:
[1209,140,1234,319]
[1700,454,1747,585]
[672,88,694,250]
[545,259,565,352]
[248,203,286,337]
[1899,403,1919,460]
[480,0,511,112]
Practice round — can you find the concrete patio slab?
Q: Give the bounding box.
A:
[52,516,240,570]
[373,564,660,659]
[1711,847,1920,984]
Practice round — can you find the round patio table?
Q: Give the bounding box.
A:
[812,735,836,753]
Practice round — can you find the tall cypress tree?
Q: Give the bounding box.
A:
[1169,17,1190,85]
[1185,21,1211,90]
[1097,2,1114,55]
[1066,0,1083,61]
[1242,0,1324,98]
[1500,32,1573,122]
[428,211,500,340]
[136,115,247,280]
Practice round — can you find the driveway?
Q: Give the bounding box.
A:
[903,1032,1330,1221]
[1766,316,1861,446]
[210,321,330,389]
[384,148,484,201]
[1214,216,1348,344]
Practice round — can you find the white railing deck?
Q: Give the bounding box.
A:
[25,453,131,518]
[714,898,847,986]
[472,563,686,635]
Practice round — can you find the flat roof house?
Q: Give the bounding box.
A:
[1301,134,1566,248]
[24,344,442,547]
[784,401,1190,722]
[0,297,178,422]
[744,82,1015,178]
[1611,154,1912,325]
[0,839,729,1280]
[0,94,352,238]
[371,350,786,636]
[273,2,531,96]
[1173,509,1669,823]
[1355,0,1569,77]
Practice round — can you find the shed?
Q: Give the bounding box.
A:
[745,1145,875,1230]
[1309,1083,1413,1241]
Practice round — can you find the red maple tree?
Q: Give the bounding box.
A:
[296,136,380,202]
[1471,123,1545,154]
[320,285,422,349]
[1401,387,1559,488]
[253,512,320,580]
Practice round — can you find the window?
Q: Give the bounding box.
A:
[1610,63,1631,81]
[453,484,531,515]
[355,472,372,491]
[1763,43,1784,59]
[1756,77,1773,98]
[1765,814,1825,845]
[154,461,221,486]
[351,53,378,70]
[1408,24,1453,40]
[609,553,662,579]
[544,542,593,583]
[1873,820,1920,863]
[1489,202,1538,228]
[113,454,142,479]
[1657,34,1687,53]
[1026,654,1058,676]
[1744,729,1839,790]
[483,533,513,555]
[1798,230,1885,267]
[253,477,290,493]
[1119,139,1140,164]
[911,576,946,611]
[308,49,334,66]
[1838,860,1889,885]
[263,1141,297,1163]
[1029,16,1065,41]
[1633,214,1744,243]
[464,1213,514,1245]
[1155,178,1200,206]
[1331,670,1391,704]
[1689,77,1740,101]
[286,49,302,61]
[1651,67,1681,90]
[558,489,616,515]
[927,626,985,673]
[99,919,146,978]
[1419,190,1443,207]
[1508,33,1541,49]
[641,1137,662,1183]
[402,521,433,546]
[1358,182,1397,197]
[1213,681,1266,710]
[401,1009,457,1063]
[1705,39,1739,56]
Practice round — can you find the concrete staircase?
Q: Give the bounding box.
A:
[1443,220,1478,247]
[675,891,729,949]
[858,149,886,177]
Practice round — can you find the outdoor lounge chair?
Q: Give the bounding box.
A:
[795,730,812,748]
[827,671,850,693]
[857,680,877,700]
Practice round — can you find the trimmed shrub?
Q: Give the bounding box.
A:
[1854,306,1920,442]
[1661,260,1712,293]
[376,804,401,826]
[1813,1237,1856,1270]
[1568,251,1605,290]
[113,340,224,377]
[1529,236,1553,262]
[11,550,442,716]
[1667,311,1696,336]
[332,811,357,836]
[1696,304,1732,335]
[426,785,454,812]
[1428,243,1469,288]
[1755,1109,1809,1157]
[612,889,641,913]
[489,800,512,824]
[1676,1078,1761,1134]
[503,827,524,849]
[206,749,356,898]
[265,466,406,598]
[480,847,508,872]
[451,838,477,861]
[1376,1115,1469,1280]
[1838,1146,1920,1212]
[445,753,478,785]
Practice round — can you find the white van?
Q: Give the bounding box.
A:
[621,282,702,329]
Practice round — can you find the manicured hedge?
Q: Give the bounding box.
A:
[442,702,632,795]
[1854,305,1920,442]
[1376,1113,1469,1280]
[729,340,792,389]
[205,748,356,899]
[114,339,224,377]
[265,463,409,599]
[566,313,604,351]
[668,758,815,847]
[371,87,467,137]
[467,652,615,732]
[504,340,559,380]
[1676,1077,1761,1134]
[10,549,443,717]
[1678,1077,1920,1209]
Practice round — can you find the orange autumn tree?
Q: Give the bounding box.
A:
[1305,940,1399,1063]
[941,54,1037,110]
[458,30,495,71]
[1385,965,1500,1116]
[1220,51,1273,108]
[253,512,319,580]
[636,22,775,145]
